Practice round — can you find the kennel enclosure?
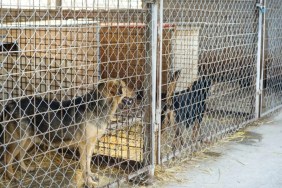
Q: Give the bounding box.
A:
[1,0,282,187]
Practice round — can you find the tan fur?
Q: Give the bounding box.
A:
[192,119,200,141]
[162,70,181,130]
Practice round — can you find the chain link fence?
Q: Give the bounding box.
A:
[0,0,281,187]
[0,1,154,187]
[262,0,282,116]
[159,0,259,163]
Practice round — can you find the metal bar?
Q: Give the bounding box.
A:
[156,0,163,165]
[260,0,266,114]
[143,4,152,177]
[97,25,101,80]
[151,2,158,175]
[261,103,282,117]
[143,0,158,176]
[127,165,154,180]
[99,165,154,188]
[255,0,265,119]
[143,0,157,178]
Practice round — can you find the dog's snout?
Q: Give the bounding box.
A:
[122,97,133,106]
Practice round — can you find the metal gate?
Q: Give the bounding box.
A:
[0,1,155,187]
[157,0,282,165]
[261,0,282,116]
[157,0,259,163]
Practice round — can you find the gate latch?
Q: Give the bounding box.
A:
[256,3,266,14]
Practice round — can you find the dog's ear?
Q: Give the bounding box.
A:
[98,82,105,92]
[117,84,123,95]
[112,80,123,96]
[108,81,122,96]
[169,69,181,83]
[99,80,124,96]
[98,81,117,96]
[108,82,116,96]
[173,70,181,82]
[167,70,181,97]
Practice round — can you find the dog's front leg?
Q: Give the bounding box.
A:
[17,138,35,172]
[86,140,99,181]
[79,141,98,188]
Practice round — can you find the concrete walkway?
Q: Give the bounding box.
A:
[154,112,282,188]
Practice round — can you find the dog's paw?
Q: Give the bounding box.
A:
[21,165,36,173]
[89,172,99,182]
[26,166,36,172]
[85,176,98,188]
[111,117,120,122]
[6,172,20,182]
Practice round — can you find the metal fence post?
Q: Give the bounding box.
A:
[260,0,266,116]
[256,0,265,119]
[143,0,158,177]
[156,0,163,165]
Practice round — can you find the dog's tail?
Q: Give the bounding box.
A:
[0,104,10,123]
[0,105,6,145]
[0,108,4,122]
[1,102,13,145]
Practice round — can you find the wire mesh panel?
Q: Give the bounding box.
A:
[159,0,259,162]
[2,0,282,186]
[262,0,282,115]
[0,0,154,187]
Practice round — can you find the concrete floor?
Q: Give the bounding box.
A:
[154,112,282,188]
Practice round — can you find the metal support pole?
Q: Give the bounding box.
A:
[156,0,163,165]
[150,1,158,175]
[143,0,158,177]
[260,0,266,115]
[255,0,265,119]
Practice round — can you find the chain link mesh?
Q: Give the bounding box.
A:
[159,0,258,162]
[262,0,282,115]
[0,0,282,187]
[0,1,151,187]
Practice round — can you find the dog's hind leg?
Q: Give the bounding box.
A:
[4,122,23,180]
[4,120,34,179]
[192,119,200,142]
[4,142,18,180]
[4,139,30,179]
[172,124,184,151]
[16,138,35,172]
[191,119,202,152]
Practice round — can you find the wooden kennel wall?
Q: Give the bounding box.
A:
[99,23,174,91]
[1,22,176,98]
[0,20,99,100]
[1,21,201,99]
